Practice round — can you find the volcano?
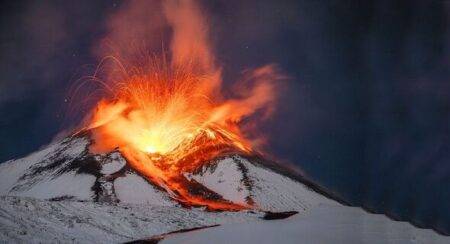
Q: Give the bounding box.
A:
[1,0,448,242]
[0,132,448,243]
[0,131,339,211]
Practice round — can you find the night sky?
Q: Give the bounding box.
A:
[1,0,449,234]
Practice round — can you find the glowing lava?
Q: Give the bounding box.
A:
[82,0,282,210]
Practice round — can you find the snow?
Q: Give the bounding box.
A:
[0,196,263,243]
[240,156,337,211]
[11,171,96,200]
[114,172,176,206]
[0,136,447,243]
[59,136,90,158]
[188,156,337,211]
[186,157,249,204]
[0,137,93,200]
[0,141,62,194]
[0,136,89,196]
[161,205,450,244]
[100,152,126,175]
[0,196,447,243]
[0,135,336,211]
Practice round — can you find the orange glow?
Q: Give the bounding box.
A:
[84,0,282,210]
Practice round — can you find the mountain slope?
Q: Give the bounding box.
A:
[0,133,447,243]
[157,205,449,244]
[0,134,176,206]
[0,195,262,243]
[0,133,338,211]
[186,155,336,211]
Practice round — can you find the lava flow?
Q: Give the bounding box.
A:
[82,0,282,211]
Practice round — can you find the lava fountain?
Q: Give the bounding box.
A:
[78,0,283,210]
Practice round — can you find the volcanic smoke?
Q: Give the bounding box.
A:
[77,0,283,210]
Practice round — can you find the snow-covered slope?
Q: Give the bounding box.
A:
[0,196,262,243]
[187,155,337,212]
[0,134,176,206]
[159,205,449,244]
[0,134,338,211]
[0,133,447,243]
[0,136,89,196]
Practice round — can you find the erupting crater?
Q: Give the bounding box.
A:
[76,0,283,210]
[83,61,281,210]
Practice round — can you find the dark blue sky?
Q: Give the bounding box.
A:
[0,0,449,234]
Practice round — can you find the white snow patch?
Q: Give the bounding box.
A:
[114,173,175,206]
[10,171,96,200]
[186,156,338,211]
[162,205,449,244]
[0,140,64,195]
[0,136,90,197]
[186,158,249,204]
[100,152,126,175]
[240,156,337,211]
[59,137,89,159]
[0,196,263,243]
[0,136,94,200]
